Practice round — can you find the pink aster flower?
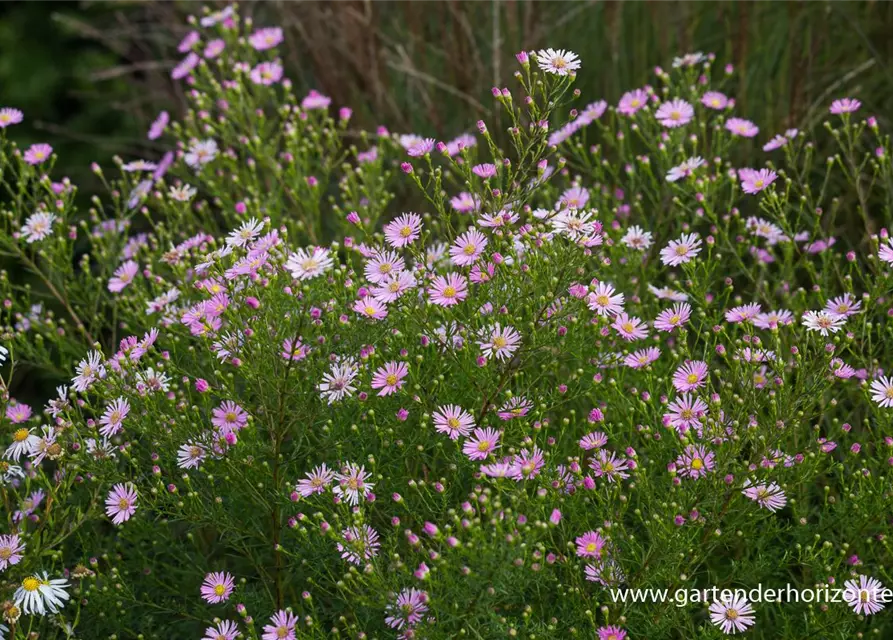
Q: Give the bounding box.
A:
[177,442,206,470]
[5,403,31,424]
[842,575,886,616]
[612,313,648,341]
[108,260,139,293]
[462,427,501,461]
[725,117,759,137]
[590,449,630,482]
[738,168,777,194]
[333,462,373,505]
[534,48,581,76]
[148,110,169,140]
[203,38,225,58]
[385,588,428,629]
[869,376,893,408]
[384,213,423,247]
[802,310,845,336]
[433,405,475,440]
[742,480,787,512]
[624,347,661,369]
[263,610,297,640]
[0,534,25,570]
[353,295,388,320]
[701,91,729,110]
[472,163,497,178]
[575,531,607,559]
[725,303,762,323]
[428,273,468,307]
[709,593,755,634]
[597,626,627,640]
[24,143,53,165]
[676,444,715,479]
[449,228,488,266]
[450,192,481,213]
[105,483,138,525]
[364,249,406,283]
[372,271,417,303]
[407,137,435,157]
[201,571,235,604]
[296,464,335,497]
[672,361,709,392]
[660,233,702,266]
[203,620,240,640]
[655,98,694,128]
[250,61,283,85]
[371,361,408,396]
[664,394,708,434]
[0,107,24,128]
[824,293,861,318]
[509,446,545,480]
[211,401,249,435]
[654,303,691,332]
[763,134,788,151]
[497,396,532,420]
[301,90,331,110]
[579,431,608,450]
[829,98,861,115]
[171,52,200,80]
[587,282,624,316]
[281,337,308,361]
[478,323,522,361]
[666,156,704,182]
[99,397,130,437]
[337,524,380,565]
[249,27,284,51]
[617,88,649,115]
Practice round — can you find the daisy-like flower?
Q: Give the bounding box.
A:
[753,311,791,334]
[105,483,138,525]
[301,89,331,110]
[20,212,57,243]
[384,213,423,248]
[280,337,308,361]
[202,620,240,640]
[597,626,627,640]
[869,376,893,408]
[433,405,475,440]
[249,26,284,50]
[660,233,702,266]
[746,217,786,244]
[579,431,608,450]
[147,110,169,140]
[262,610,297,640]
[878,238,893,265]
[587,282,625,316]
[295,464,335,497]
[509,447,545,480]
[72,351,105,392]
[226,218,263,248]
[108,260,139,293]
[709,593,756,634]
[385,588,429,630]
[184,139,218,168]
[370,361,408,396]
[211,401,249,435]
[575,531,607,559]
[201,572,235,604]
[13,572,69,615]
[534,48,580,75]
[285,246,333,280]
[551,208,600,241]
[24,143,53,165]
[617,88,649,115]
[620,225,653,250]
[428,273,468,307]
[802,310,845,336]
[829,98,861,115]
[725,303,762,323]
[654,303,691,332]
[450,229,488,266]
[0,107,24,128]
[364,249,405,284]
[407,137,435,157]
[672,360,709,392]
[171,52,200,79]
[742,481,787,512]
[5,428,40,462]
[497,396,532,420]
[319,362,359,404]
[665,394,708,434]
[666,156,704,182]
[624,347,661,369]
[673,51,705,67]
[353,295,388,320]
[98,397,130,437]
[842,575,886,616]
[372,271,416,303]
[472,163,497,178]
[738,168,777,194]
[462,427,501,461]
[763,134,788,152]
[676,444,715,479]
[451,192,481,213]
[479,324,522,361]
[824,293,861,318]
[648,285,689,301]
[445,133,477,156]
[0,533,25,571]
[590,449,630,482]
[701,91,729,110]
[203,38,225,58]
[137,367,171,393]
[177,441,206,470]
[250,61,283,85]
[655,98,694,128]
[333,462,374,505]
[725,117,759,137]
[337,524,380,565]
[5,403,31,424]
[612,313,648,341]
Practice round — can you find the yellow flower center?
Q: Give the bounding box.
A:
[754,179,764,188]
[603,462,614,472]
[225,412,236,422]
[686,373,698,384]
[675,245,689,256]
[386,374,398,386]
[860,590,870,603]
[379,263,392,274]
[595,294,609,306]
[0,548,11,560]
[214,584,226,596]
[463,244,476,255]
[670,111,681,120]
[670,315,680,324]
[364,306,376,316]
[477,440,491,452]
[586,542,597,553]
[22,577,39,592]
[13,429,29,442]
[118,498,130,510]
[493,336,507,348]
[631,99,641,107]
[443,286,456,298]
[400,226,412,237]
[301,259,317,271]
[681,409,693,420]
[726,608,739,620]
[691,458,704,470]
[448,418,460,429]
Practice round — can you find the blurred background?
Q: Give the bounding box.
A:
[5,0,893,196]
